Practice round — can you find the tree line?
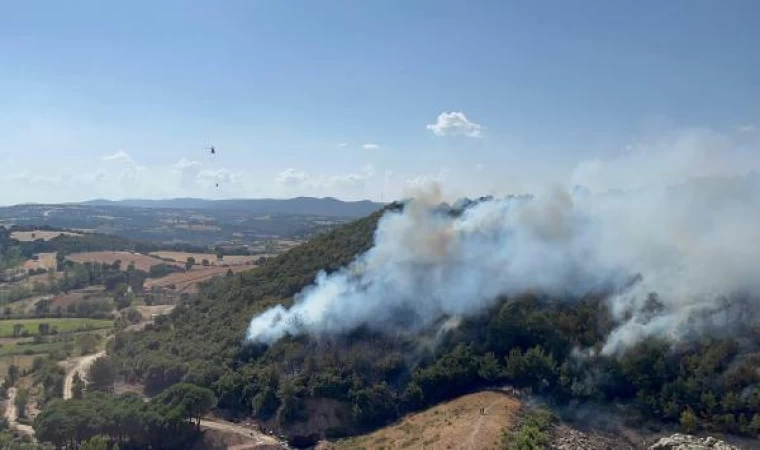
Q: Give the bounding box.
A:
[33,384,214,449]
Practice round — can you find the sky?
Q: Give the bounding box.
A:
[1,0,759,204]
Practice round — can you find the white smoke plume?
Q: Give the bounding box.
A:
[247,128,760,354]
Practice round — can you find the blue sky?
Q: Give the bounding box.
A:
[1,0,758,204]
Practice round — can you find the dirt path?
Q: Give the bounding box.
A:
[62,350,105,399]
[460,400,500,450]
[199,419,281,447]
[5,387,35,436]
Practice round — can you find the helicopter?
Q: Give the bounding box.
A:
[206,146,219,188]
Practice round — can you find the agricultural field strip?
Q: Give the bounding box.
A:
[0,318,112,337]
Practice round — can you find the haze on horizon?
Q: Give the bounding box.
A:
[1,1,759,206]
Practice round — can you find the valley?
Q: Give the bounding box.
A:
[0,199,379,448]
[0,200,759,449]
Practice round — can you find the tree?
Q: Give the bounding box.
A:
[36,298,51,315]
[749,414,760,436]
[80,436,111,450]
[113,282,128,299]
[115,291,133,310]
[72,373,85,399]
[201,259,210,267]
[77,333,100,355]
[6,365,19,387]
[12,323,23,338]
[478,352,503,382]
[15,388,29,419]
[680,409,698,434]
[88,357,116,392]
[56,252,66,271]
[123,308,143,324]
[153,383,216,431]
[38,322,50,336]
[185,257,195,271]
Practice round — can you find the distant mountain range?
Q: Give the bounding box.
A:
[77,197,385,217]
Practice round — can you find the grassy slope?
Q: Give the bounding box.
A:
[110,207,384,377]
[337,391,521,450]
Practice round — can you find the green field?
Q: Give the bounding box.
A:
[0,340,67,357]
[0,318,112,337]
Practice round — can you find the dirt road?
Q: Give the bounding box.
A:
[199,419,282,447]
[4,387,35,435]
[62,350,105,399]
[33,306,284,449]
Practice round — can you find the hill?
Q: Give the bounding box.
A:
[0,198,383,248]
[79,197,384,217]
[334,390,521,450]
[103,202,760,447]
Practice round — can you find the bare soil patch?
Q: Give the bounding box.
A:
[50,286,106,308]
[22,252,57,271]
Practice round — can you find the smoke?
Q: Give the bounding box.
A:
[247,129,760,354]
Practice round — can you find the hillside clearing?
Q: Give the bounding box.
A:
[144,265,252,293]
[336,390,521,450]
[150,251,258,266]
[11,230,82,241]
[22,252,57,271]
[66,251,180,272]
[0,354,39,376]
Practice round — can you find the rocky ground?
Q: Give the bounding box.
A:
[550,423,757,450]
[648,434,740,450]
[550,423,639,449]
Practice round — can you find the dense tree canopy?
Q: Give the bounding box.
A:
[88,357,116,393]
[33,389,208,449]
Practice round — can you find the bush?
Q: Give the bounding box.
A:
[501,407,556,450]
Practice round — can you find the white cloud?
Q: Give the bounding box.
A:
[172,158,204,190]
[404,168,450,190]
[475,163,484,171]
[322,165,375,191]
[101,150,136,164]
[275,166,376,194]
[362,143,380,150]
[172,158,202,170]
[737,124,756,134]
[338,143,349,148]
[426,111,482,138]
[198,168,238,186]
[276,168,309,187]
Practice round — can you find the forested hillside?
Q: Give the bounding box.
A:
[109,204,760,444]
